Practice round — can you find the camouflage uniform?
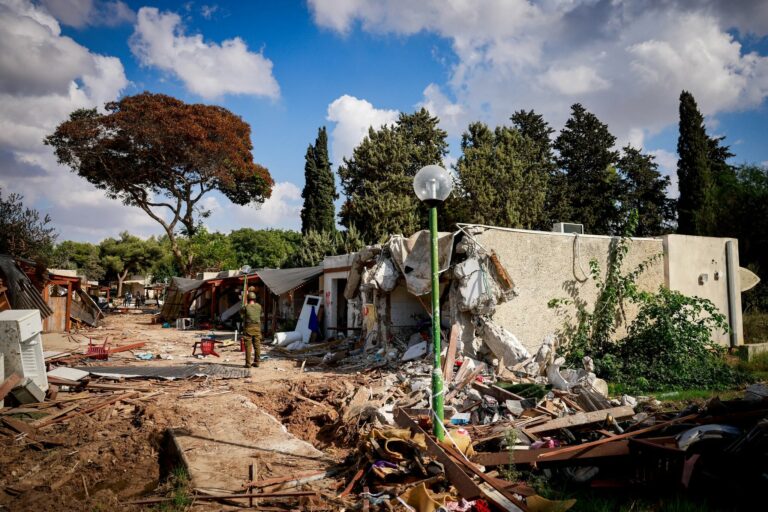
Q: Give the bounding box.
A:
[242,302,262,367]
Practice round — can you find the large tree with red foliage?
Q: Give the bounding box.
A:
[45,92,273,275]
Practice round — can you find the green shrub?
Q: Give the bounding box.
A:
[550,210,744,393]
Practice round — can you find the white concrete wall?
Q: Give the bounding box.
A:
[322,254,356,336]
[474,228,666,354]
[663,234,741,346]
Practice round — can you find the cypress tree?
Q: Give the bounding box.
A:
[676,91,716,235]
[300,127,337,234]
[554,104,620,234]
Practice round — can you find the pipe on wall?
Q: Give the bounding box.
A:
[725,241,743,347]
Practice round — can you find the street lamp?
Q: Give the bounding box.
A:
[413,164,454,441]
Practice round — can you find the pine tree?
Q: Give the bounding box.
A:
[554,104,620,234]
[676,91,717,235]
[300,126,337,234]
[338,108,448,243]
[616,146,675,236]
[455,122,548,229]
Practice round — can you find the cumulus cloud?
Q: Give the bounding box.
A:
[326,94,399,165]
[309,0,768,146]
[40,0,135,28]
[205,182,303,231]
[130,7,280,100]
[0,0,144,242]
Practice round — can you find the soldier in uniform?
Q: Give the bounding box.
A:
[242,292,262,367]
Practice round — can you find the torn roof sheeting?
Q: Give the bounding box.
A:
[256,266,322,296]
[0,255,53,318]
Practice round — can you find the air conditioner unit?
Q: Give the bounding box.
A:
[552,222,584,234]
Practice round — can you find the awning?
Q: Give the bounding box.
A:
[256,266,322,296]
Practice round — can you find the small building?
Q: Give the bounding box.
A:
[322,225,748,358]
[160,266,323,335]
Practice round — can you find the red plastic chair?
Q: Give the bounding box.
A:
[86,337,110,360]
[192,338,220,357]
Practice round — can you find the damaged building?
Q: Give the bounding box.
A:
[320,225,748,375]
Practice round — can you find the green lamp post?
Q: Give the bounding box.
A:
[413,164,454,441]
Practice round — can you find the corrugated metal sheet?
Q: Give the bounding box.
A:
[0,255,53,318]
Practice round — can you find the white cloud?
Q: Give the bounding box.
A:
[326,94,399,165]
[40,0,135,28]
[649,148,680,197]
[130,7,280,100]
[0,0,145,242]
[309,0,768,144]
[200,4,218,20]
[205,182,303,231]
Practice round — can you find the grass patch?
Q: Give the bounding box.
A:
[736,351,768,381]
[653,388,742,402]
[153,466,192,512]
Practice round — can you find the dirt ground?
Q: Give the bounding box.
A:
[0,311,362,511]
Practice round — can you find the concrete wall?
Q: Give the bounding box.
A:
[663,234,741,346]
[322,254,356,336]
[475,228,666,354]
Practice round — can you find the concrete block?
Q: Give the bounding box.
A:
[11,377,45,403]
[735,342,768,361]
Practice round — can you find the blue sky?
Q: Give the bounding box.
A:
[1,0,767,242]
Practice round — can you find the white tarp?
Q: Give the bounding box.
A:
[389,230,455,296]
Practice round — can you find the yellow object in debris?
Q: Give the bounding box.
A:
[369,428,427,461]
[438,427,475,457]
[400,483,446,512]
[527,494,577,512]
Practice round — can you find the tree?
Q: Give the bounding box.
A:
[100,232,162,297]
[181,228,238,276]
[229,228,302,269]
[676,90,717,235]
[554,104,620,234]
[616,146,675,236]
[338,108,448,242]
[45,92,274,276]
[51,241,105,280]
[455,122,548,228]
[0,187,57,259]
[511,110,567,230]
[290,229,340,267]
[300,127,337,234]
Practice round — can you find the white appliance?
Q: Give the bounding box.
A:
[0,309,48,392]
[552,222,584,234]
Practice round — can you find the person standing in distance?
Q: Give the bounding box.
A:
[242,292,262,368]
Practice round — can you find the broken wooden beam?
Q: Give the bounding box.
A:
[0,373,22,402]
[473,439,631,466]
[537,413,699,460]
[526,406,635,434]
[108,342,146,354]
[127,490,318,505]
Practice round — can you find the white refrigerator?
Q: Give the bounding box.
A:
[0,309,48,392]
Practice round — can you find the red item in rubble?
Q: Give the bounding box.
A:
[472,500,491,512]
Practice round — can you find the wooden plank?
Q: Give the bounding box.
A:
[471,381,525,402]
[537,413,699,460]
[30,403,81,427]
[108,342,146,354]
[445,366,483,402]
[441,443,527,511]
[0,373,22,402]
[527,406,635,434]
[442,324,459,383]
[394,407,482,500]
[36,392,139,428]
[338,468,364,497]
[474,439,631,466]
[244,470,328,489]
